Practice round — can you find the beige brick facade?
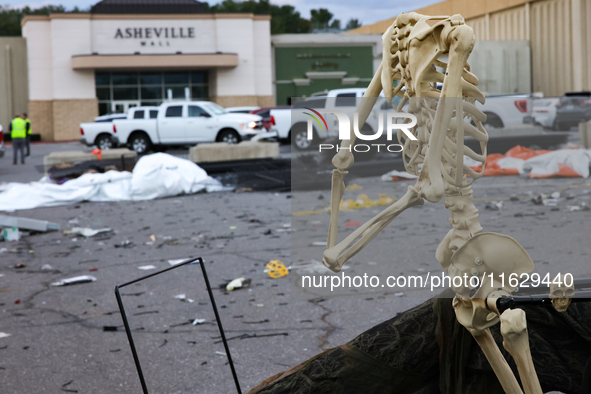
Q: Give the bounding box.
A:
[29,99,98,141]
[28,100,53,141]
[212,95,276,108]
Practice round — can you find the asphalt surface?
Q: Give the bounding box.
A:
[1,140,590,393]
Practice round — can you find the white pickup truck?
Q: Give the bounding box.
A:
[80,112,138,151]
[270,88,534,150]
[112,101,269,154]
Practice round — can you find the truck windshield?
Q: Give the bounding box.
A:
[202,103,226,115]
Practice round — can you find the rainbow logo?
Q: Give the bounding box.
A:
[303,107,328,131]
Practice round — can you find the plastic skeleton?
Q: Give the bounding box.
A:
[322,12,543,394]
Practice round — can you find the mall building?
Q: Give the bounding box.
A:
[20,0,273,141]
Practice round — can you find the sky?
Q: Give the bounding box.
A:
[3,0,441,27]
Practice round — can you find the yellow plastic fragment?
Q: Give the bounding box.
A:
[266,260,289,278]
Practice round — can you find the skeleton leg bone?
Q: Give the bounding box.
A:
[500,309,543,394]
[323,185,423,272]
[466,326,524,394]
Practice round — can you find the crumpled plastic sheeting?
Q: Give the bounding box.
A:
[469,146,591,178]
[0,153,225,211]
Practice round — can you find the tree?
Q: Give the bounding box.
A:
[345,18,362,30]
[0,5,83,36]
[206,0,311,34]
[310,8,333,30]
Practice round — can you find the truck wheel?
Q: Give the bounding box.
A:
[483,113,504,129]
[129,133,151,154]
[291,124,314,151]
[95,134,113,150]
[217,129,241,144]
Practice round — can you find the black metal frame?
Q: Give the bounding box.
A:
[114,257,242,394]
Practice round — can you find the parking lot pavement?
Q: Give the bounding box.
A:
[1,168,590,393]
[0,141,293,184]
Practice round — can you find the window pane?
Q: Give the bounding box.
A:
[96,87,110,101]
[133,110,145,119]
[164,72,189,84]
[149,110,159,119]
[190,72,207,84]
[165,86,187,99]
[96,73,110,86]
[191,86,208,99]
[165,106,183,117]
[98,102,109,116]
[188,105,208,117]
[113,87,139,100]
[140,73,162,85]
[141,86,163,100]
[112,73,138,85]
[141,101,161,108]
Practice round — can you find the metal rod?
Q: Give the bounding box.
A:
[114,256,241,394]
[115,285,149,394]
[198,258,242,394]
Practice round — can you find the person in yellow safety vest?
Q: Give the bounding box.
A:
[23,113,31,157]
[9,114,29,165]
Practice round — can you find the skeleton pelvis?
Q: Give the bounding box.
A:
[450,232,534,330]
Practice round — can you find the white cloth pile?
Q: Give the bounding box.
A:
[0,153,224,211]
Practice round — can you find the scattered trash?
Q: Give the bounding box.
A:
[150,234,156,242]
[345,184,363,191]
[0,215,59,232]
[14,299,20,304]
[168,259,185,266]
[65,227,112,238]
[568,204,590,212]
[14,263,26,269]
[41,264,53,270]
[215,351,227,356]
[229,226,236,230]
[174,294,194,303]
[312,241,327,247]
[340,194,396,211]
[2,227,20,242]
[510,195,519,201]
[394,292,405,297]
[225,277,252,291]
[51,275,97,287]
[114,240,133,248]
[381,170,419,181]
[103,326,118,332]
[265,260,289,279]
[0,332,11,339]
[485,201,503,210]
[138,265,157,270]
[89,268,98,272]
[346,221,361,227]
[192,318,206,325]
[68,218,79,224]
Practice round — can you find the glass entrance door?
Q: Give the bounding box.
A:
[111,101,140,114]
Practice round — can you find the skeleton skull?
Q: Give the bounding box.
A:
[549,274,575,312]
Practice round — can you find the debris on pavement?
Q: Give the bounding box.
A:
[41,264,53,270]
[14,263,26,269]
[2,227,20,241]
[64,227,112,238]
[138,265,157,270]
[0,332,11,339]
[485,201,503,210]
[265,260,289,278]
[114,240,133,248]
[0,215,59,232]
[174,294,194,303]
[225,277,252,291]
[381,170,419,181]
[168,259,185,266]
[192,318,206,325]
[51,275,97,287]
[568,204,590,212]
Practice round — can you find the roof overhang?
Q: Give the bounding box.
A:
[71,53,238,70]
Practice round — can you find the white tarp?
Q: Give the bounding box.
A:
[0,153,224,211]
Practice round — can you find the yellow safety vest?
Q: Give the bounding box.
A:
[11,118,26,139]
[25,118,31,135]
